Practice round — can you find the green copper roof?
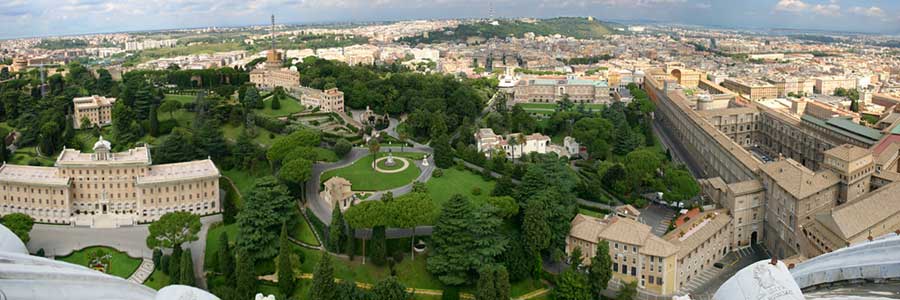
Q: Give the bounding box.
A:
[801,115,883,144]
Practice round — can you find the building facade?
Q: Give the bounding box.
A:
[721,78,778,101]
[512,76,611,104]
[474,128,576,159]
[0,137,220,227]
[298,87,345,113]
[73,95,116,129]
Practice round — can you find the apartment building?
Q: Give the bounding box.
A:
[721,78,778,101]
[72,95,116,129]
[814,76,858,95]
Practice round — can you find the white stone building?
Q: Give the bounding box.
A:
[73,95,116,129]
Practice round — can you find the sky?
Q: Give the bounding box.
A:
[1,0,899,39]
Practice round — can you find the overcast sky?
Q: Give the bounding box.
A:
[2,0,899,39]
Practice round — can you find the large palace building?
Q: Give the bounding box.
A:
[0,137,220,227]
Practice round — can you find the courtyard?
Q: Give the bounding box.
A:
[320,152,425,191]
[56,246,142,279]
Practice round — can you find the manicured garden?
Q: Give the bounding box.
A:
[163,94,197,105]
[290,214,321,246]
[321,152,423,191]
[203,223,239,268]
[256,95,305,118]
[57,246,142,279]
[426,168,496,206]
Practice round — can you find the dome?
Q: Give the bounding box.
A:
[0,224,28,254]
[93,136,112,151]
[156,285,220,300]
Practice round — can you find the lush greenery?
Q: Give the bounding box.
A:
[401,17,614,44]
[321,152,423,191]
[0,213,34,243]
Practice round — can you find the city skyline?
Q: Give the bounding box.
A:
[2,0,900,39]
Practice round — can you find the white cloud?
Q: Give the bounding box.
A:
[774,0,808,12]
[695,2,711,9]
[849,6,885,17]
[811,3,840,16]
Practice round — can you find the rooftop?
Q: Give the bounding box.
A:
[136,159,219,185]
[570,214,678,257]
[56,147,151,167]
[815,181,900,240]
[759,159,840,200]
[0,164,69,187]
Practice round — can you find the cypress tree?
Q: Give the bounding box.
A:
[152,249,162,270]
[149,104,160,137]
[278,223,295,296]
[168,245,182,280]
[180,248,195,286]
[476,266,497,300]
[369,226,387,266]
[218,232,235,284]
[495,266,511,300]
[271,94,281,110]
[328,204,346,253]
[310,251,336,300]
[235,250,258,300]
[589,240,613,296]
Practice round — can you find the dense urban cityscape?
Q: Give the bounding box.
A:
[1,1,899,300]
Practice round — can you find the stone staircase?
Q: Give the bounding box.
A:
[128,258,155,284]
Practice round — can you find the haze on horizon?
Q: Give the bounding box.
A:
[2,0,899,39]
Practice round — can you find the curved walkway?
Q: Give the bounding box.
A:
[307,146,433,224]
[373,156,411,173]
[128,258,155,284]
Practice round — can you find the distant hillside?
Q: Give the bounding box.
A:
[400,17,616,44]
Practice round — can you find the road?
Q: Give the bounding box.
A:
[27,214,222,289]
[652,119,706,179]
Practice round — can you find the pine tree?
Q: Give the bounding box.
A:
[168,246,182,280]
[328,204,346,253]
[522,197,550,254]
[149,104,160,137]
[589,240,613,296]
[235,250,258,300]
[310,251,336,300]
[427,194,506,285]
[180,248,195,286]
[278,223,295,296]
[218,232,235,284]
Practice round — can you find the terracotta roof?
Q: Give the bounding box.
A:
[815,181,900,240]
[569,214,679,258]
[665,209,732,258]
[759,159,840,199]
[674,208,700,227]
[824,144,870,162]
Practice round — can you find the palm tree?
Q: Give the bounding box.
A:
[508,135,519,162]
[368,139,381,170]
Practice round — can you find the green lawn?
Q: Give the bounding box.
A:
[143,269,171,290]
[426,168,496,206]
[313,148,339,163]
[222,168,262,200]
[222,124,280,147]
[578,208,606,219]
[164,94,197,105]
[321,153,422,191]
[9,146,56,166]
[291,214,321,246]
[57,246,142,279]
[204,223,239,270]
[518,102,607,112]
[256,96,305,118]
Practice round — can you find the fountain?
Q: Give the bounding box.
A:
[384,149,396,167]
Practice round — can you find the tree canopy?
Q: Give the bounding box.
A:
[145,211,201,249]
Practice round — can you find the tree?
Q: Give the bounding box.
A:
[569,246,584,270]
[168,246,182,282]
[0,213,34,243]
[278,158,313,197]
[241,86,261,109]
[158,99,182,120]
[278,223,295,295]
[590,240,613,296]
[146,211,201,250]
[149,104,160,136]
[432,134,453,168]
[427,194,506,285]
[616,281,638,300]
[499,231,539,282]
[310,251,337,300]
[218,232,235,283]
[153,128,197,163]
[368,139,381,170]
[193,118,229,160]
[554,267,591,300]
[476,265,510,300]
[664,169,700,203]
[369,226,388,266]
[372,276,408,300]
[624,149,662,191]
[180,248,195,286]
[491,175,515,197]
[485,196,518,219]
[337,280,370,300]
[522,196,551,254]
[235,250,258,300]
[328,204,348,254]
[153,249,163,270]
[271,93,282,110]
[236,177,296,261]
[334,138,352,158]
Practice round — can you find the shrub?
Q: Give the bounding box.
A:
[36,248,45,257]
[269,133,275,139]
[432,168,444,178]
[392,251,404,264]
[471,187,482,196]
[442,286,460,300]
